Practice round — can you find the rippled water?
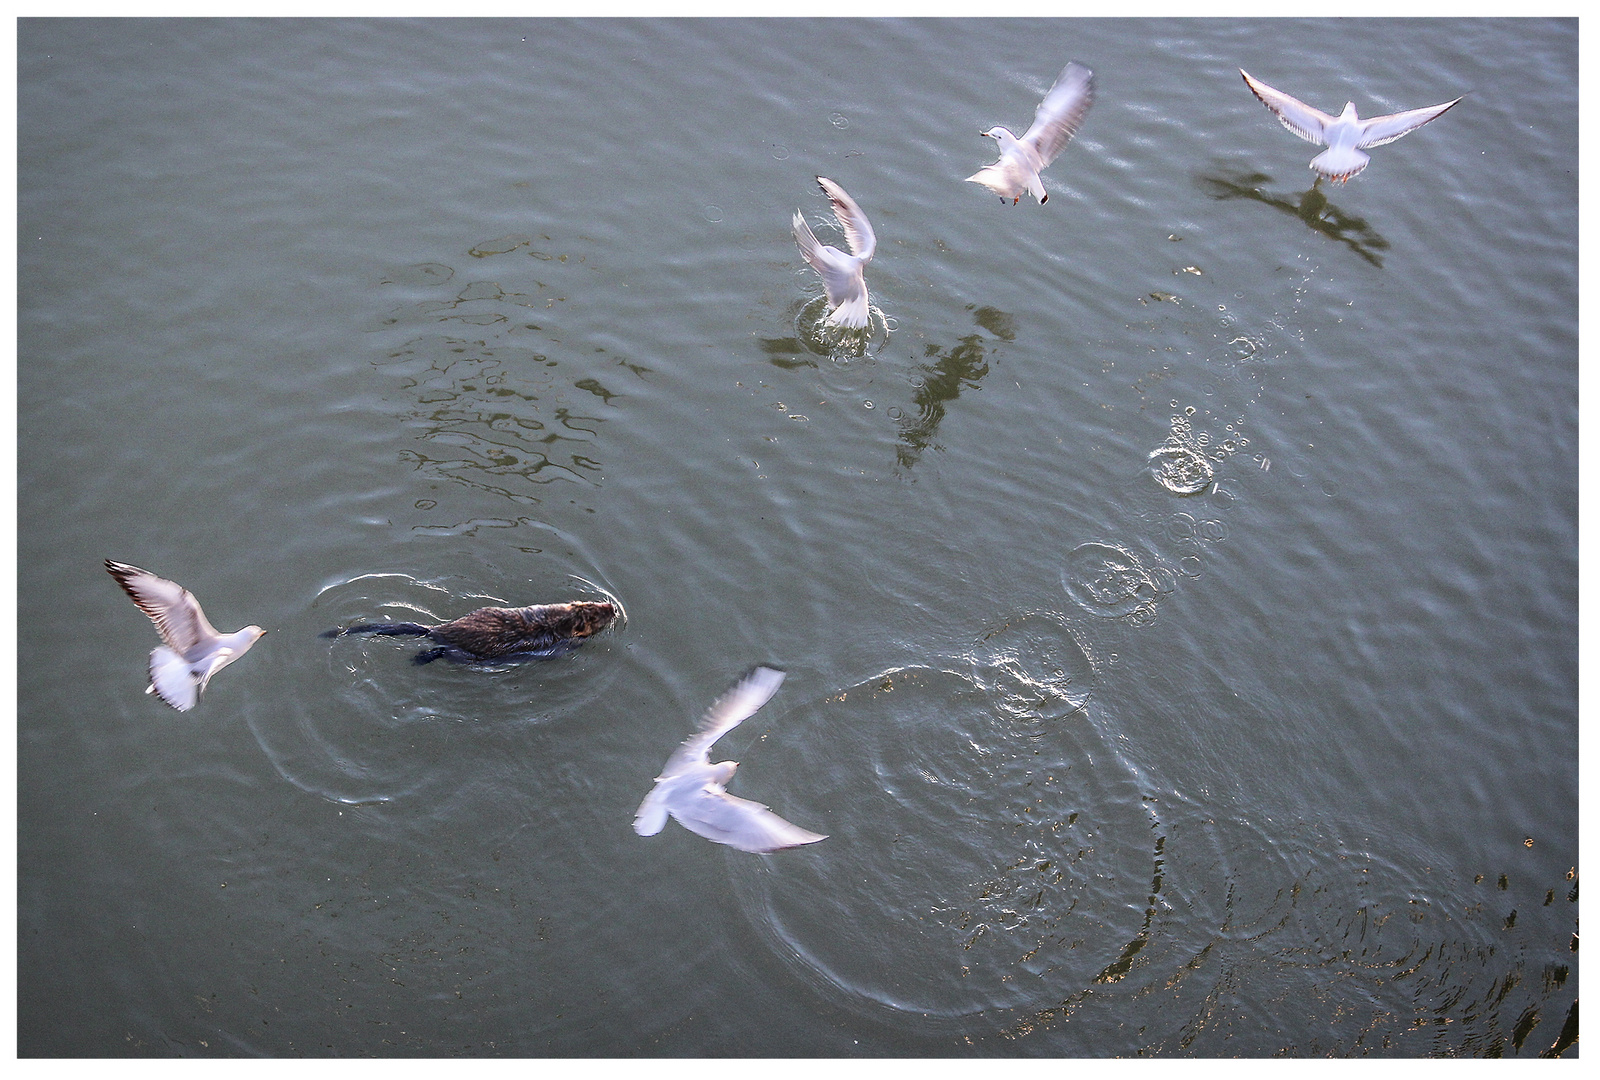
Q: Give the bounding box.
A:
[18,18,1577,1057]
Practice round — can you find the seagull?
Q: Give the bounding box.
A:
[105,559,266,712]
[792,176,876,329]
[967,61,1094,205]
[634,666,827,853]
[1240,69,1462,183]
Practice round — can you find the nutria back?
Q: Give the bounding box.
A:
[429,600,617,659]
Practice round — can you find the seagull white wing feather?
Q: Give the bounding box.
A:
[1357,98,1462,147]
[816,176,875,261]
[1240,69,1336,144]
[1021,61,1095,166]
[660,665,786,777]
[792,211,865,317]
[674,786,828,853]
[106,560,218,655]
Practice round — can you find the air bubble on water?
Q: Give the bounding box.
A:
[1148,445,1214,495]
[1062,542,1175,618]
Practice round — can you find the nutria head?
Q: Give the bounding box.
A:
[549,599,618,639]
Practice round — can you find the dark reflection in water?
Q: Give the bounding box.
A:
[368,239,650,508]
[895,306,1010,470]
[1199,170,1390,267]
[970,304,1017,342]
[759,336,815,371]
[381,334,609,505]
[759,305,1011,469]
[896,335,989,468]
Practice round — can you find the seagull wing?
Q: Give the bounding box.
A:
[816,177,875,261]
[106,560,218,654]
[673,786,827,853]
[1020,61,1095,166]
[1357,98,1462,147]
[1240,69,1337,145]
[660,666,786,777]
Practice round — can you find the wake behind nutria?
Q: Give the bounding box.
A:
[321,599,617,665]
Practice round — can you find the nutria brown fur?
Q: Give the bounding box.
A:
[322,600,617,665]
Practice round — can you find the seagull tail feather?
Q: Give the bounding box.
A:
[634,789,671,836]
[147,645,199,712]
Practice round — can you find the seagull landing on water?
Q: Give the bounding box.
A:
[1240,69,1462,183]
[792,176,876,329]
[105,560,265,712]
[967,61,1094,205]
[634,666,827,853]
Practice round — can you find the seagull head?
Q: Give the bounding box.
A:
[979,125,1018,148]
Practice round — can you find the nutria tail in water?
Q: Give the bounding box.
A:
[319,621,433,639]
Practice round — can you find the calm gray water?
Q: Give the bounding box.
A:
[18,18,1577,1057]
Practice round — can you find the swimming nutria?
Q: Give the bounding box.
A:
[321,600,617,665]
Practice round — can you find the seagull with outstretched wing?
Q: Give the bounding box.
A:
[1240,69,1462,182]
[792,176,877,329]
[105,560,265,712]
[634,666,827,853]
[967,61,1095,205]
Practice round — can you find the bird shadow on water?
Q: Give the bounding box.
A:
[1198,168,1390,268]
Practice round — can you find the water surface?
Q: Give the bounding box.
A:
[18,17,1577,1056]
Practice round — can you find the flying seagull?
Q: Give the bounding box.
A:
[634,666,827,853]
[967,61,1095,205]
[792,176,877,329]
[1240,69,1462,182]
[105,559,266,712]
